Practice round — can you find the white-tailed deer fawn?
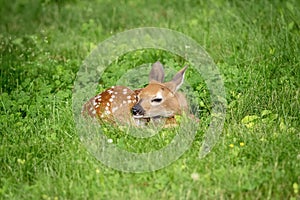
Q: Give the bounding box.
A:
[82,61,188,126]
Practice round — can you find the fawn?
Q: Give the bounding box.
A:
[82,61,189,126]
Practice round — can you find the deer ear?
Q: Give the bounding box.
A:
[165,66,188,92]
[149,61,165,83]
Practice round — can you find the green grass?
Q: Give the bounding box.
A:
[1,0,299,199]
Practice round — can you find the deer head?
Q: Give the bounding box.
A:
[132,61,188,120]
[82,61,188,126]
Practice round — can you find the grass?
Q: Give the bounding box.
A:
[0,0,299,199]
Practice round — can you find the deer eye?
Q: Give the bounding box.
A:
[151,97,163,103]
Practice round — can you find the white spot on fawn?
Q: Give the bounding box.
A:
[106,102,110,106]
[123,89,127,95]
[127,95,131,99]
[111,95,116,99]
[105,106,109,111]
[127,100,132,104]
[109,98,113,102]
[92,110,96,115]
[114,91,118,95]
[122,100,127,104]
[108,90,113,94]
[105,110,111,115]
[112,106,118,113]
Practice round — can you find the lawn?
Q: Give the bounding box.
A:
[1,0,299,199]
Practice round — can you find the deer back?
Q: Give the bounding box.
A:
[82,86,140,124]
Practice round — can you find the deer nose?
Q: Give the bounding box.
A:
[131,103,145,116]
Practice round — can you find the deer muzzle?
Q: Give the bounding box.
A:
[131,101,145,118]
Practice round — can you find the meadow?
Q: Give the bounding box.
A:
[0,0,299,199]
